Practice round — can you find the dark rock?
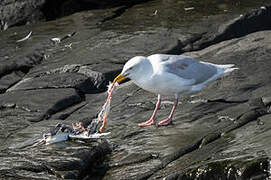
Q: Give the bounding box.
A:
[0,138,111,180]
[51,101,88,120]
[41,0,151,21]
[0,0,46,30]
[166,157,269,180]
[0,0,151,30]
[7,64,119,94]
[262,96,271,106]
[24,28,181,76]
[47,140,111,179]
[182,5,271,52]
[1,2,271,180]
[0,71,24,93]
[8,71,106,93]
[109,153,155,168]
[0,88,82,122]
[0,50,44,78]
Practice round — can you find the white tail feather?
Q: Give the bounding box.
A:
[220,64,238,75]
[215,64,238,75]
[217,64,235,69]
[224,67,239,74]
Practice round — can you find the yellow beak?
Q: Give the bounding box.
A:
[114,74,127,84]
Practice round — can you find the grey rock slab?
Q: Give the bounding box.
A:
[50,101,89,120]
[190,5,271,51]
[1,118,111,179]
[8,71,105,93]
[1,10,182,90]
[100,0,271,32]
[8,64,121,93]
[115,98,267,179]
[25,28,181,76]
[0,108,32,150]
[7,72,89,91]
[0,88,82,122]
[0,27,44,61]
[0,88,82,149]
[0,48,45,79]
[0,9,108,80]
[63,92,109,122]
[1,2,271,180]
[150,112,271,179]
[0,25,78,93]
[0,0,129,30]
[0,0,46,30]
[0,71,24,93]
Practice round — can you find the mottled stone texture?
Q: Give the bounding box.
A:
[0,2,271,180]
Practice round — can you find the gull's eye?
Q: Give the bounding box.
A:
[128,67,133,70]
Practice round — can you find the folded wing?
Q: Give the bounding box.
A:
[153,54,218,85]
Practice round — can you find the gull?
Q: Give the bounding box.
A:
[114,54,238,127]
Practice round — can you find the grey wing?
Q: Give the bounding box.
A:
[162,55,218,84]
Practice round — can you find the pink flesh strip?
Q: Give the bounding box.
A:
[157,98,178,126]
[138,95,161,127]
[98,82,116,131]
[99,115,107,132]
[72,123,86,132]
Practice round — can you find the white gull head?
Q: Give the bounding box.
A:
[120,56,152,81]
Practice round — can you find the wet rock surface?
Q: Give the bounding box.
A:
[0,0,153,30]
[0,0,45,30]
[1,1,271,180]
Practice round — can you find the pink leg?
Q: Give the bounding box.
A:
[157,98,178,126]
[138,94,161,127]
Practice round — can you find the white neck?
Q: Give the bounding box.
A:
[131,59,153,85]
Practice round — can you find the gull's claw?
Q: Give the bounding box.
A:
[157,118,173,126]
[138,118,155,127]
